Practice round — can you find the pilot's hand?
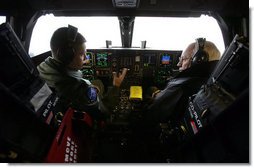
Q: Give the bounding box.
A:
[112,68,128,87]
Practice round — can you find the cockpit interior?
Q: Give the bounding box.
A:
[0,0,250,163]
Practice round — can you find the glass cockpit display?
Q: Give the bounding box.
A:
[161,54,171,65]
[84,52,93,66]
[96,52,109,67]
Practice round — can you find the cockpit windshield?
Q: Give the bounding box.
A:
[132,15,225,53]
[29,14,225,57]
[29,14,121,56]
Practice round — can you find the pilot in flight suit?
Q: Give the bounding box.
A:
[37,26,127,119]
[143,39,221,127]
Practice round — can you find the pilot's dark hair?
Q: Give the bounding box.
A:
[50,26,86,65]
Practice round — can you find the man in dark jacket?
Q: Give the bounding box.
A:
[144,39,221,127]
[37,25,127,118]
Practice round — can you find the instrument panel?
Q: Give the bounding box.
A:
[82,49,182,89]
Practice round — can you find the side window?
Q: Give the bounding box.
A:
[0,16,6,24]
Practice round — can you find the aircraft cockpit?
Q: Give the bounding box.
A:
[0,0,250,163]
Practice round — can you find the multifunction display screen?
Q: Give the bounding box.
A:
[161,54,171,65]
[84,52,93,66]
[96,52,109,67]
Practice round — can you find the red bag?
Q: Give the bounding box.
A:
[45,108,93,163]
